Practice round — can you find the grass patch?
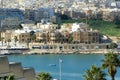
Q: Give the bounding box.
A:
[62,19,120,37]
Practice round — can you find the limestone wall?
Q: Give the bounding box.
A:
[9,62,24,79]
[23,68,35,80]
[0,56,35,80]
[0,56,10,74]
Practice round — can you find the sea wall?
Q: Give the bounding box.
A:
[9,62,24,79]
[0,56,36,80]
[25,43,113,54]
[0,56,10,74]
[23,68,35,80]
[25,49,120,54]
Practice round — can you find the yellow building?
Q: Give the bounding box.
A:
[12,30,31,43]
[73,30,99,43]
[1,30,12,42]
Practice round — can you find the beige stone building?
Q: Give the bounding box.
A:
[73,30,99,43]
[1,30,12,42]
[17,32,31,42]
[1,29,31,43]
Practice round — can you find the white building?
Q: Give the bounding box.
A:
[71,22,88,32]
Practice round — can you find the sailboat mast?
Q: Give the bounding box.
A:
[59,58,62,80]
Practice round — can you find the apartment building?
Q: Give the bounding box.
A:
[1,29,31,44]
[1,30,12,42]
[73,30,99,43]
[25,8,54,22]
[1,22,99,44]
[36,23,58,30]
[1,17,22,29]
[13,30,31,43]
[0,8,24,29]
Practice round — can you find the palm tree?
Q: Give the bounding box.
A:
[109,42,118,49]
[7,39,11,46]
[31,34,36,42]
[83,65,106,80]
[5,75,15,80]
[1,37,4,46]
[14,36,18,46]
[36,72,52,80]
[30,31,36,42]
[101,51,120,80]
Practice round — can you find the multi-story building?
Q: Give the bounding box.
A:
[1,22,100,45]
[36,22,100,44]
[1,30,12,42]
[1,30,31,43]
[71,23,99,43]
[25,8,54,22]
[0,8,24,29]
[73,30,99,43]
[1,17,22,29]
[14,30,31,43]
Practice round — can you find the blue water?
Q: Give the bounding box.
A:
[7,54,120,80]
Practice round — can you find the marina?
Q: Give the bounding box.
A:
[7,54,120,80]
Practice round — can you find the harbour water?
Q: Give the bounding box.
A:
[7,54,120,80]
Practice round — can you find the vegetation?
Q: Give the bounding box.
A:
[108,42,118,49]
[1,37,4,46]
[14,36,18,46]
[62,19,120,37]
[101,52,120,80]
[5,75,15,80]
[83,51,120,80]
[83,65,106,80]
[68,36,73,43]
[36,72,52,80]
[7,39,11,46]
[30,31,36,42]
[114,15,120,28]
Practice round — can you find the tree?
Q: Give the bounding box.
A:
[14,36,18,46]
[68,36,73,43]
[7,39,11,46]
[1,37,4,46]
[31,34,36,42]
[5,75,15,80]
[115,0,120,1]
[83,65,106,80]
[109,42,118,49]
[36,72,52,80]
[30,31,36,42]
[101,51,120,80]
[114,15,120,28]
[30,31,35,36]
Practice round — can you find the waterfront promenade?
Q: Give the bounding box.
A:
[24,43,120,54]
[0,42,120,55]
[25,48,120,54]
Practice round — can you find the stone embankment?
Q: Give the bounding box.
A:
[24,49,120,55]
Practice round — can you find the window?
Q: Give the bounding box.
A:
[22,35,24,37]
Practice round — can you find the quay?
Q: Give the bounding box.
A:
[0,43,120,55]
[24,43,120,54]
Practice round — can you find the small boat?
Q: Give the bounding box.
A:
[49,64,56,67]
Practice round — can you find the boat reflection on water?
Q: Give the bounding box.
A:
[49,64,56,67]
